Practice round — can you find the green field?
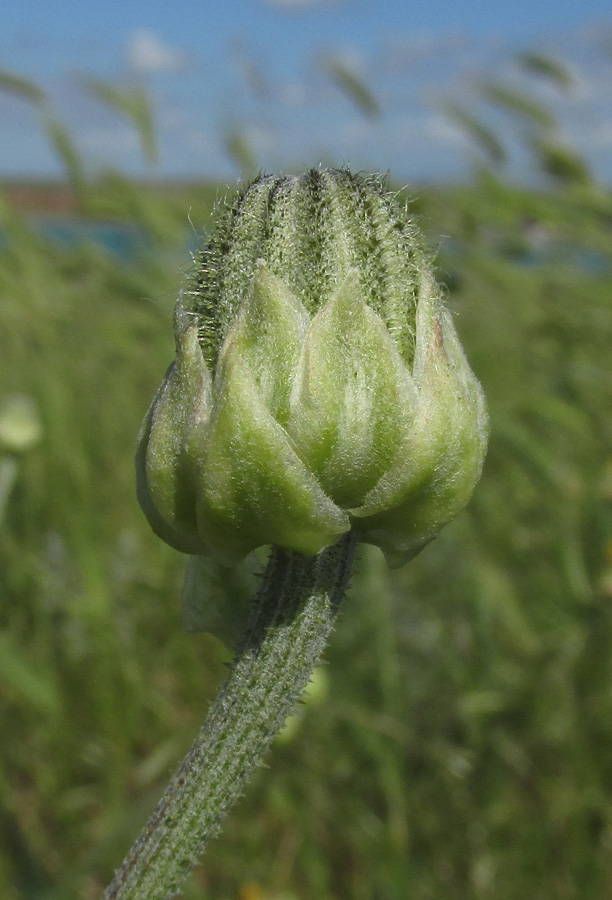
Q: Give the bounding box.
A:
[1,145,612,900]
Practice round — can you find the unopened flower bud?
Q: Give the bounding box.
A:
[137,169,488,567]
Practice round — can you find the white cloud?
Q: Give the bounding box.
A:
[582,121,612,150]
[380,31,468,72]
[280,83,308,107]
[242,123,276,155]
[421,113,469,147]
[80,124,139,157]
[263,0,343,9]
[126,30,188,73]
[183,129,218,154]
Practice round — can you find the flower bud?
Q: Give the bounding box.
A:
[137,169,488,567]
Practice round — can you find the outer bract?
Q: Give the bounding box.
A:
[137,169,488,567]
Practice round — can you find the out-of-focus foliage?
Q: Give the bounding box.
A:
[224,128,259,180]
[529,136,592,186]
[80,79,158,168]
[43,118,87,201]
[0,70,47,106]
[443,49,595,190]
[439,102,507,166]
[1,54,612,900]
[477,81,556,130]
[322,55,381,118]
[517,52,574,90]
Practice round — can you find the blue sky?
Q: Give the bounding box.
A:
[2,0,612,183]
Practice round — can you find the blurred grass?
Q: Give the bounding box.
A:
[1,74,612,900]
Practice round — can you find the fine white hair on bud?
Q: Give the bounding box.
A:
[137,168,488,568]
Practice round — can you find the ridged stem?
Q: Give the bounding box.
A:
[102,532,358,900]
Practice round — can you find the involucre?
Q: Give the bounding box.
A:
[136,169,488,567]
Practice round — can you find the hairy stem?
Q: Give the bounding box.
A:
[103,532,357,900]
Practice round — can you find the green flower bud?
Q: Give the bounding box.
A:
[137,169,488,567]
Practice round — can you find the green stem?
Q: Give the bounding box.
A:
[102,532,357,900]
